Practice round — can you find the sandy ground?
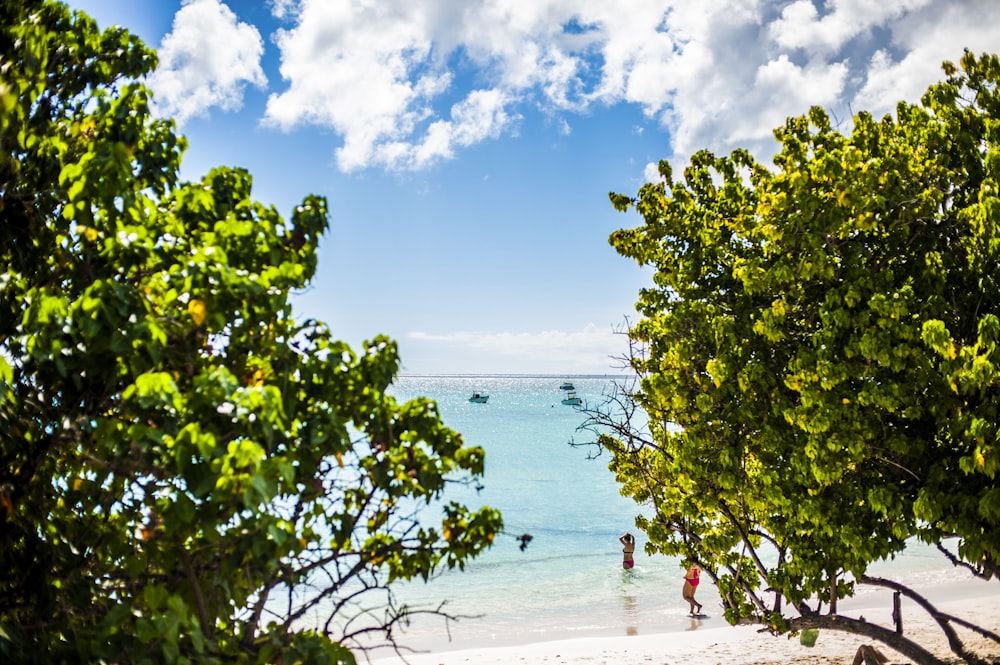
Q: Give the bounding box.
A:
[369,582,1000,665]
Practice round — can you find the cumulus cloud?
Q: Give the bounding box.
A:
[152,0,999,170]
[261,0,694,171]
[666,0,1000,161]
[148,0,266,125]
[769,0,932,56]
[853,0,1000,117]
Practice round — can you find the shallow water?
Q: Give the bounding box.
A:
[355,375,970,652]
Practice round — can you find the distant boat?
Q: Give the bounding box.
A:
[559,381,575,391]
[561,390,582,406]
[469,392,489,403]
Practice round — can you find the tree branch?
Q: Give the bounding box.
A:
[859,574,993,665]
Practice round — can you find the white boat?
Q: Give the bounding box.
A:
[561,390,582,406]
[469,392,489,403]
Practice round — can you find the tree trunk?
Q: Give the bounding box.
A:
[795,615,947,665]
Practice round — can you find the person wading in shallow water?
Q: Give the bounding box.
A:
[683,564,703,614]
[620,533,635,570]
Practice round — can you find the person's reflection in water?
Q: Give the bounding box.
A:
[686,615,704,631]
[623,594,638,636]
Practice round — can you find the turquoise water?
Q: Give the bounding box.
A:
[375,375,966,652]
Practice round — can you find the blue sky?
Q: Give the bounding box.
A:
[66,0,999,374]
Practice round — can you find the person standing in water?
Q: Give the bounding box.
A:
[683,564,703,614]
[619,533,635,570]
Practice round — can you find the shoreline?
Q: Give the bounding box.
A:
[369,577,1000,665]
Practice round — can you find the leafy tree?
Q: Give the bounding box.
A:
[0,1,501,662]
[595,51,1000,665]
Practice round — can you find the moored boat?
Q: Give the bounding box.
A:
[561,390,582,406]
[469,392,489,403]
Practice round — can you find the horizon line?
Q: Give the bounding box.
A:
[397,373,632,379]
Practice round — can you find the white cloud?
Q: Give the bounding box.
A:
[269,0,298,22]
[153,0,998,170]
[262,0,695,171]
[627,0,997,163]
[148,0,266,125]
[263,1,457,171]
[409,88,517,169]
[854,0,1000,119]
[715,54,849,146]
[643,161,662,184]
[769,0,932,56]
[407,323,630,374]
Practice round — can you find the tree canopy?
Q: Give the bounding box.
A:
[0,2,501,662]
[599,51,1000,664]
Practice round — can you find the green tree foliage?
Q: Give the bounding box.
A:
[0,2,501,662]
[599,52,1000,664]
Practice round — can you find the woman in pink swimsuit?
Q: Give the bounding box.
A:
[683,565,703,614]
[620,533,635,569]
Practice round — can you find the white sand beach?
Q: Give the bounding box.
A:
[370,579,999,665]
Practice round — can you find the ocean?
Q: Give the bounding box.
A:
[372,375,968,653]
